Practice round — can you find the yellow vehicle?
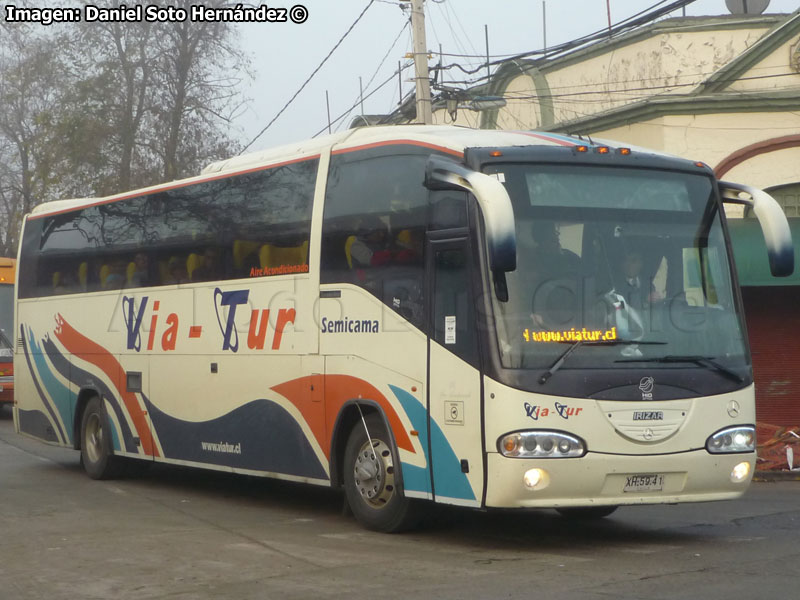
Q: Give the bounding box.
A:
[0,258,15,405]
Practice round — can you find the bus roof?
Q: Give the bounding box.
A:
[202,125,586,175]
[26,125,621,219]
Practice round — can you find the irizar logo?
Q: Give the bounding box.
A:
[638,376,654,400]
[633,411,663,421]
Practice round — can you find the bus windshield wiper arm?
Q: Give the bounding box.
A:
[539,339,666,385]
[615,355,744,383]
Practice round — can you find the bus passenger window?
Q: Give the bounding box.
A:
[321,148,434,332]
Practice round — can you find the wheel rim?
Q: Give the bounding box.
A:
[352,437,395,509]
[84,412,104,464]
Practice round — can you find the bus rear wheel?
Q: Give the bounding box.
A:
[80,396,125,480]
[556,506,618,519]
[343,413,419,532]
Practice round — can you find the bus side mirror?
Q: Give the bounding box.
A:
[719,181,794,277]
[425,156,516,272]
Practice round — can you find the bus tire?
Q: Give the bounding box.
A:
[343,413,418,532]
[80,396,125,480]
[556,506,618,519]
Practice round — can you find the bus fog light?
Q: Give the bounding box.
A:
[706,426,756,454]
[499,431,586,458]
[731,461,751,482]
[523,468,550,490]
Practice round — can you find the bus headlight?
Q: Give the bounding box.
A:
[706,426,755,454]
[498,431,586,458]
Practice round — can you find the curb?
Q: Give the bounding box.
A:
[754,470,800,482]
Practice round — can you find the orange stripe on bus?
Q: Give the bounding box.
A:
[331,139,463,157]
[272,374,415,460]
[53,314,159,457]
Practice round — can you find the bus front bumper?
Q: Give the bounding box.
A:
[484,450,755,509]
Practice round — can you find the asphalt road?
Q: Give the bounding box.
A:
[1,404,798,600]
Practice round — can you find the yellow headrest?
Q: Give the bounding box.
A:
[344,236,357,269]
[99,265,110,289]
[233,240,260,268]
[186,253,203,280]
[78,262,88,287]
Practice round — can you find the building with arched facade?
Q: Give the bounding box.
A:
[389,9,800,426]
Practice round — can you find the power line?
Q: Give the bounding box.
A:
[239,0,376,154]
[333,21,411,133]
[430,0,478,70]
[312,62,414,138]
[428,0,698,87]
[442,0,481,64]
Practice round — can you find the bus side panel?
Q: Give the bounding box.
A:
[324,354,431,499]
[148,353,328,479]
[132,275,325,479]
[16,272,331,482]
[17,297,153,456]
[427,342,483,507]
[319,284,479,502]
[15,312,77,447]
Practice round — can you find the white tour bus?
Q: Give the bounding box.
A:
[14,125,793,531]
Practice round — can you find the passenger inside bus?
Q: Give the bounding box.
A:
[393,228,423,265]
[189,247,222,282]
[100,263,125,290]
[164,256,188,284]
[127,252,151,287]
[528,220,582,329]
[347,216,392,270]
[617,249,662,310]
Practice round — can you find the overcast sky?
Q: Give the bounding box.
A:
[234,0,799,152]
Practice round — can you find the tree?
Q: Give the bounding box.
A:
[0,13,251,255]
[70,20,160,192]
[0,25,72,256]
[152,2,250,181]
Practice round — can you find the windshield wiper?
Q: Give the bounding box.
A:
[615,355,744,383]
[539,339,666,385]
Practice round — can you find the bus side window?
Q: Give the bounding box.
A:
[429,191,468,230]
[321,149,430,331]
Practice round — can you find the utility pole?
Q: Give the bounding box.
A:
[410,0,433,124]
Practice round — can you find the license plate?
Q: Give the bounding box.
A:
[624,474,664,492]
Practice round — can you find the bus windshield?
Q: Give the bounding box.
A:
[485,163,748,388]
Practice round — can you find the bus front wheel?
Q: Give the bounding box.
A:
[80,396,125,480]
[343,413,418,532]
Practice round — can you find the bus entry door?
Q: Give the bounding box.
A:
[426,236,483,508]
